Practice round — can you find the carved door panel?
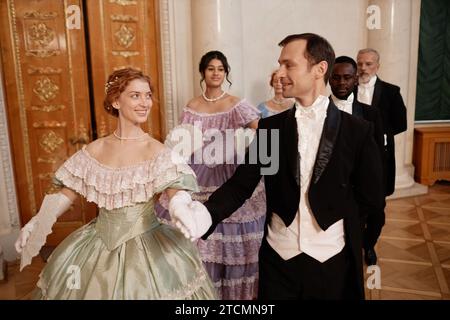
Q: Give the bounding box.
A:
[87,0,163,140]
[1,0,164,247]
[0,0,96,246]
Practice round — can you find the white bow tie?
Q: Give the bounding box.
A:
[295,107,316,120]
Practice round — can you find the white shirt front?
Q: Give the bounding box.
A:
[331,92,354,115]
[357,75,377,105]
[266,95,345,263]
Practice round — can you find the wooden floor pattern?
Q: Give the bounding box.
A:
[1,182,450,300]
[365,181,450,300]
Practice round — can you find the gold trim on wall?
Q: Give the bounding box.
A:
[109,0,137,6]
[98,116,108,138]
[64,0,78,142]
[37,156,59,164]
[28,66,62,74]
[113,65,141,71]
[33,121,67,128]
[111,14,138,22]
[33,76,60,102]
[24,11,57,19]
[114,24,136,48]
[8,0,37,214]
[31,104,65,112]
[112,50,139,58]
[38,172,54,180]
[39,131,65,153]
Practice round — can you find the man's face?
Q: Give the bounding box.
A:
[277,39,316,100]
[330,62,358,100]
[356,52,379,84]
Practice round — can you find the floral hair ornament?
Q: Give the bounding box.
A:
[104,76,119,94]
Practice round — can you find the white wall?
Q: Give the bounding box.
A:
[0,56,20,262]
[240,0,369,105]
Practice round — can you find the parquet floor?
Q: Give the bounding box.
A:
[365,181,450,300]
[1,182,450,300]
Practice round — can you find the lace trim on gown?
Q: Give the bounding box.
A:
[181,99,260,130]
[54,146,196,210]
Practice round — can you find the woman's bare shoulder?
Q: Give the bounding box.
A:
[226,94,242,106]
[84,136,112,157]
[146,136,166,158]
[186,96,203,110]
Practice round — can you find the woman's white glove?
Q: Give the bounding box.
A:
[169,191,212,241]
[15,217,38,253]
[15,193,72,271]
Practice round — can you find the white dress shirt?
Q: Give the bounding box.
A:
[266,95,345,263]
[357,75,377,105]
[331,92,354,115]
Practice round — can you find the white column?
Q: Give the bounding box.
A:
[191,0,244,97]
[159,0,195,133]
[367,0,427,198]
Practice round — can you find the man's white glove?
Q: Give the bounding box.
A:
[15,193,72,271]
[169,191,212,241]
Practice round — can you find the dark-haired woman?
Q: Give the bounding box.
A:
[15,68,217,299]
[159,51,266,300]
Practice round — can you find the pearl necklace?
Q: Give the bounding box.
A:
[272,97,285,105]
[113,130,148,140]
[202,90,227,102]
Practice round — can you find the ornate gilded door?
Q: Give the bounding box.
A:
[87,0,163,140]
[0,0,163,246]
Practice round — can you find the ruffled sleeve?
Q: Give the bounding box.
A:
[151,148,199,194]
[233,99,260,127]
[181,99,260,131]
[53,146,198,210]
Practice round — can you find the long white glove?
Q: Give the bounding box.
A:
[169,190,212,241]
[15,193,72,271]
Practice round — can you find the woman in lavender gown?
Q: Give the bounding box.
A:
[158,51,266,300]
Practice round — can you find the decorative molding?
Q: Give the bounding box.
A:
[69,122,90,145]
[31,104,65,112]
[25,49,61,58]
[113,65,141,71]
[39,131,64,153]
[25,22,60,57]
[109,0,137,6]
[33,77,59,102]
[159,0,175,131]
[114,24,136,48]
[27,22,55,48]
[8,0,36,214]
[24,11,57,20]
[111,14,138,22]
[38,172,53,180]
[37,156,58,164]
[98,116,108,138]
[33,121,66,128]
[64,0,79,144]
[27,66,62,75]
[112,50,139,58]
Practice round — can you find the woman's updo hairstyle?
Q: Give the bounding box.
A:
[103,67,153,117]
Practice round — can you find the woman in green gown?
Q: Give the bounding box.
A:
[15,68,217,299]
